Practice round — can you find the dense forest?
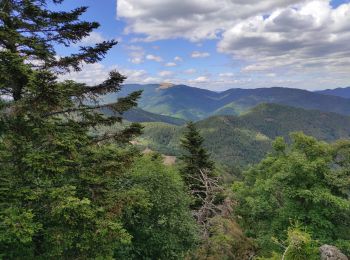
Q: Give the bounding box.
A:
[135,104,350,170]
[0,1,349,259]
[106,83,350,121]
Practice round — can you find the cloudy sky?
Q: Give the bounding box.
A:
[57,0,350,91]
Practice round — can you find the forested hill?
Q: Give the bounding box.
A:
[136,103,350,168]
[124,108,186,125]
[103,84,350,121]
[316,86,350,99]
[101,107,186,125]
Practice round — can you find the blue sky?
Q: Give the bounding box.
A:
[57,0,350,91]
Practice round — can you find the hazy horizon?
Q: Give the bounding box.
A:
[119,82,349,92]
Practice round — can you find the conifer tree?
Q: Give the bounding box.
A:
[0,0,142,258]
[180,122,214,178]
[180,122,215,208]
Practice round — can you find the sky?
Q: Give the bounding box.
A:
[57,0,350,91]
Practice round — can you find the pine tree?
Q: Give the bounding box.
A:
[180,122,214,179]
[180,122,215,208]
[0,0,142,258]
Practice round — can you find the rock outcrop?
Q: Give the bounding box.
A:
[319,245,348,260]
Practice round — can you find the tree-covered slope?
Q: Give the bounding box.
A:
[212,87,350,117]
[136,104,350,169]
[229,103,350,141]
[316,86,350,99]
[105,84,350,121]
[123,108,186,125]
[103,84,221,120]
[100,107,186,125]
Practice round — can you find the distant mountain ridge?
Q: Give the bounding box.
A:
[316,86,350,99]
[105,84,350,121]
[100,107,186,125]
[123,108,186,125]
[136,103,350,168]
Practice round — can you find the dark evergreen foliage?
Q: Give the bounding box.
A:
[180,122,214,181]
[180,122,215,208]
[0,0,142,257]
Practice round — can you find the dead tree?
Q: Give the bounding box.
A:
[190,168,222,238]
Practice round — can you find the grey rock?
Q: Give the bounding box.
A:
[320,245,348,260]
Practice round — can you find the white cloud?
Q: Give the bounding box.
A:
[143,77,162,83]
[165,62,177,67]
[266,73,277,77]
[129,57,143,64]
[184,68,196,74]
[123,68,148,82]
[56,62,350,91]
[125,45,144,51]
[117,0,311,41]
[125,45,145,64]
[146,54,163,62]
[59,63,109,85]
[219,72,234,77]
[115,0,350,90]
[125,46,145,64]
[191,76,210,83]
[191,51,210,58]
[58,63,149,85]
[174,56,183,62]
[158,70,174,77]
[80,31,106,45]
[218,1,350,73]
[65,1,350,91]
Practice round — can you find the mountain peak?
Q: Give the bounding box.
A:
[158,82,175,90]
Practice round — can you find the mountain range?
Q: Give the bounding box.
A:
[135,103,350,169]
[316,86,350,99]
[100,84,350,170]
[104,84,350,121]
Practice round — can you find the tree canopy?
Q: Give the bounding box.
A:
[0,0,150,258]
[233,133,350,256]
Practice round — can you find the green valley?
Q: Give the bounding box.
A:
[105,84,350,121]
[135,103,350,169]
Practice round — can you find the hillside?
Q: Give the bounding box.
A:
[105,84,350,120]
[103,84,221,120]
[136,103,350,168]
[100,107,186,125]
[123,108,186,125]
[211,87,350,117]
[316,86,350,99]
